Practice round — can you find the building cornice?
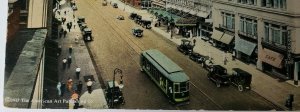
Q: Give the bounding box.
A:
[213,0,300,18]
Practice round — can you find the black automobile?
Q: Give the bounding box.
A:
[230,68,252,91]
[113,3,118,8]
[140,20,152,29]
[129,13,137,20]
[82,28,93,42]
[189,52,207,64]
[207,65,230,87]
[202,59,214,71]
[134,15,142,24]
[80,23,87,31]
[132,27,143,37]
[77,16,85,27]
[105,81,125,108]
[177,39,194,55]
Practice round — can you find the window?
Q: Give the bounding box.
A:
[221,12,235,30]
[264,22,287,46]
[238,0,257,5]
[174,83,180,93]
[240,17,257,38]
[180,82,189,92]
[261,0,286,9]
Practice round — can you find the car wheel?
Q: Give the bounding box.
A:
[216,81,221,88]
[238,85,243,91]
[201,63,205,68]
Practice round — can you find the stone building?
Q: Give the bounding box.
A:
[212,0,300,81]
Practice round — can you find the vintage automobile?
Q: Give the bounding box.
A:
[105,81,125,108]
[129,13,137,20]
[77,16,85,27]
[202,59,214,71]
[230,68,252,91]
[134,15,142,24]
[117,15,124,20]
[189,52,207,64]
[177,39,194,55]
[80,23,87,31]
[140,20,152,29]
[82,28,93,42]
[113,3,118,8]
[72,5,77,11]
[207,65,230,87]
[132,27,143,37]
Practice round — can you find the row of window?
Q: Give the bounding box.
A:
[221,12,287,46]
[235,0,287,10]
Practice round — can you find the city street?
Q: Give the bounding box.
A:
[74,0,282,110]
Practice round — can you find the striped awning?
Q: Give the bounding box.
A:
[211,30,224,40]
[219,33,234,44]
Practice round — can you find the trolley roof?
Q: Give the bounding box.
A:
[142,49,189,82]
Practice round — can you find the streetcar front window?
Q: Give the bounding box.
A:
[180,82,189,92]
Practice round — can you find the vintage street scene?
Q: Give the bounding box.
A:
[4,0,300,110]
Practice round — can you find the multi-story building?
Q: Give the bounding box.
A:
[212,0,300,81]
[165,0,213,38]
[124,0,151,9]
[152,0,165,8]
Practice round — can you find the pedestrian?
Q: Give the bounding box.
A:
[69,46,73,54]
[77,81,82,94]
[67,78,73,92]
[57,10,60,15]
[57,82,62,96]
[87,79,93,94]
[232,51,236,61]
[62,18,65,25]
[74,24,76,29]
[223,51,227,65]
[64,10,67,15]
[62,58,67,69]
[70,22,73,27]
[63,30,67,37]
[75,67,81,79]
[74,99,79,109]
[193,39,196,46]
[73,14,75,19]
[75,35,79,44]
[61,82,66,96]
[68,55,72,64]
[73,83,78,92]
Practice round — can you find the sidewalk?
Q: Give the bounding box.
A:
[111,0,299,110]
[46,0,108,109]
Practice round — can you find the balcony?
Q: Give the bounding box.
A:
[238,30,257,40]
[261,38,287,53]
[219,24,235,33]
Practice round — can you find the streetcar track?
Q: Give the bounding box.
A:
[77,0,282,110]
[84,0,144,66]
[81,0,227,110]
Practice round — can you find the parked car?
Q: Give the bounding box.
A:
[117,15,124,20]
[207,65,230,87]
[72,5,77,10]
[230,68,252,91]
[202,59,214,71]
[129,13,137,20]
[80,23,87,31]
[113,3,118,8]
[105,81,125,108]
[177,39,194,55]
[82,28,93,42]
[189,52,207,64]
[132,27,143,37]
[140,20,152,29]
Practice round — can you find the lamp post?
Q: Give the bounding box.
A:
[111,68,123,108]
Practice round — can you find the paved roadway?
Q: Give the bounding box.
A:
[75,0,282,110]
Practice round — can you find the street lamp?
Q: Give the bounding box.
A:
[111,68,123,108]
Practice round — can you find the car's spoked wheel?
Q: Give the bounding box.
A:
[216,82,221,88]
[238,85,243,91]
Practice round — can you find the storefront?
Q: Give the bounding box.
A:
[175,17,198,38]
[259,48,288,79]
[210,29,223,46]
[218,32,234,52]
[234,38,257,65]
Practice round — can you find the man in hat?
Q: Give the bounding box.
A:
[67,78,73,92]
[75,67,81,79]
[87,79,93,94]
[77,81,83,94]
[62,58,67,69]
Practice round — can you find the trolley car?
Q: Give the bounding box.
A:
[140,49,190,103]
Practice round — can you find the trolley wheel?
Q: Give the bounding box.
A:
[238,85,243,92]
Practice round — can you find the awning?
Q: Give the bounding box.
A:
[197,11,209,18]
[234,38,257,56]
[189,10,196,15]
[219,33,234,44]
[259,48,284,68]
[175,17,198,26]
[211,30,224,40]
[183,8,190,13]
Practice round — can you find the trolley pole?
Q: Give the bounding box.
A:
[111,68,123,108]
